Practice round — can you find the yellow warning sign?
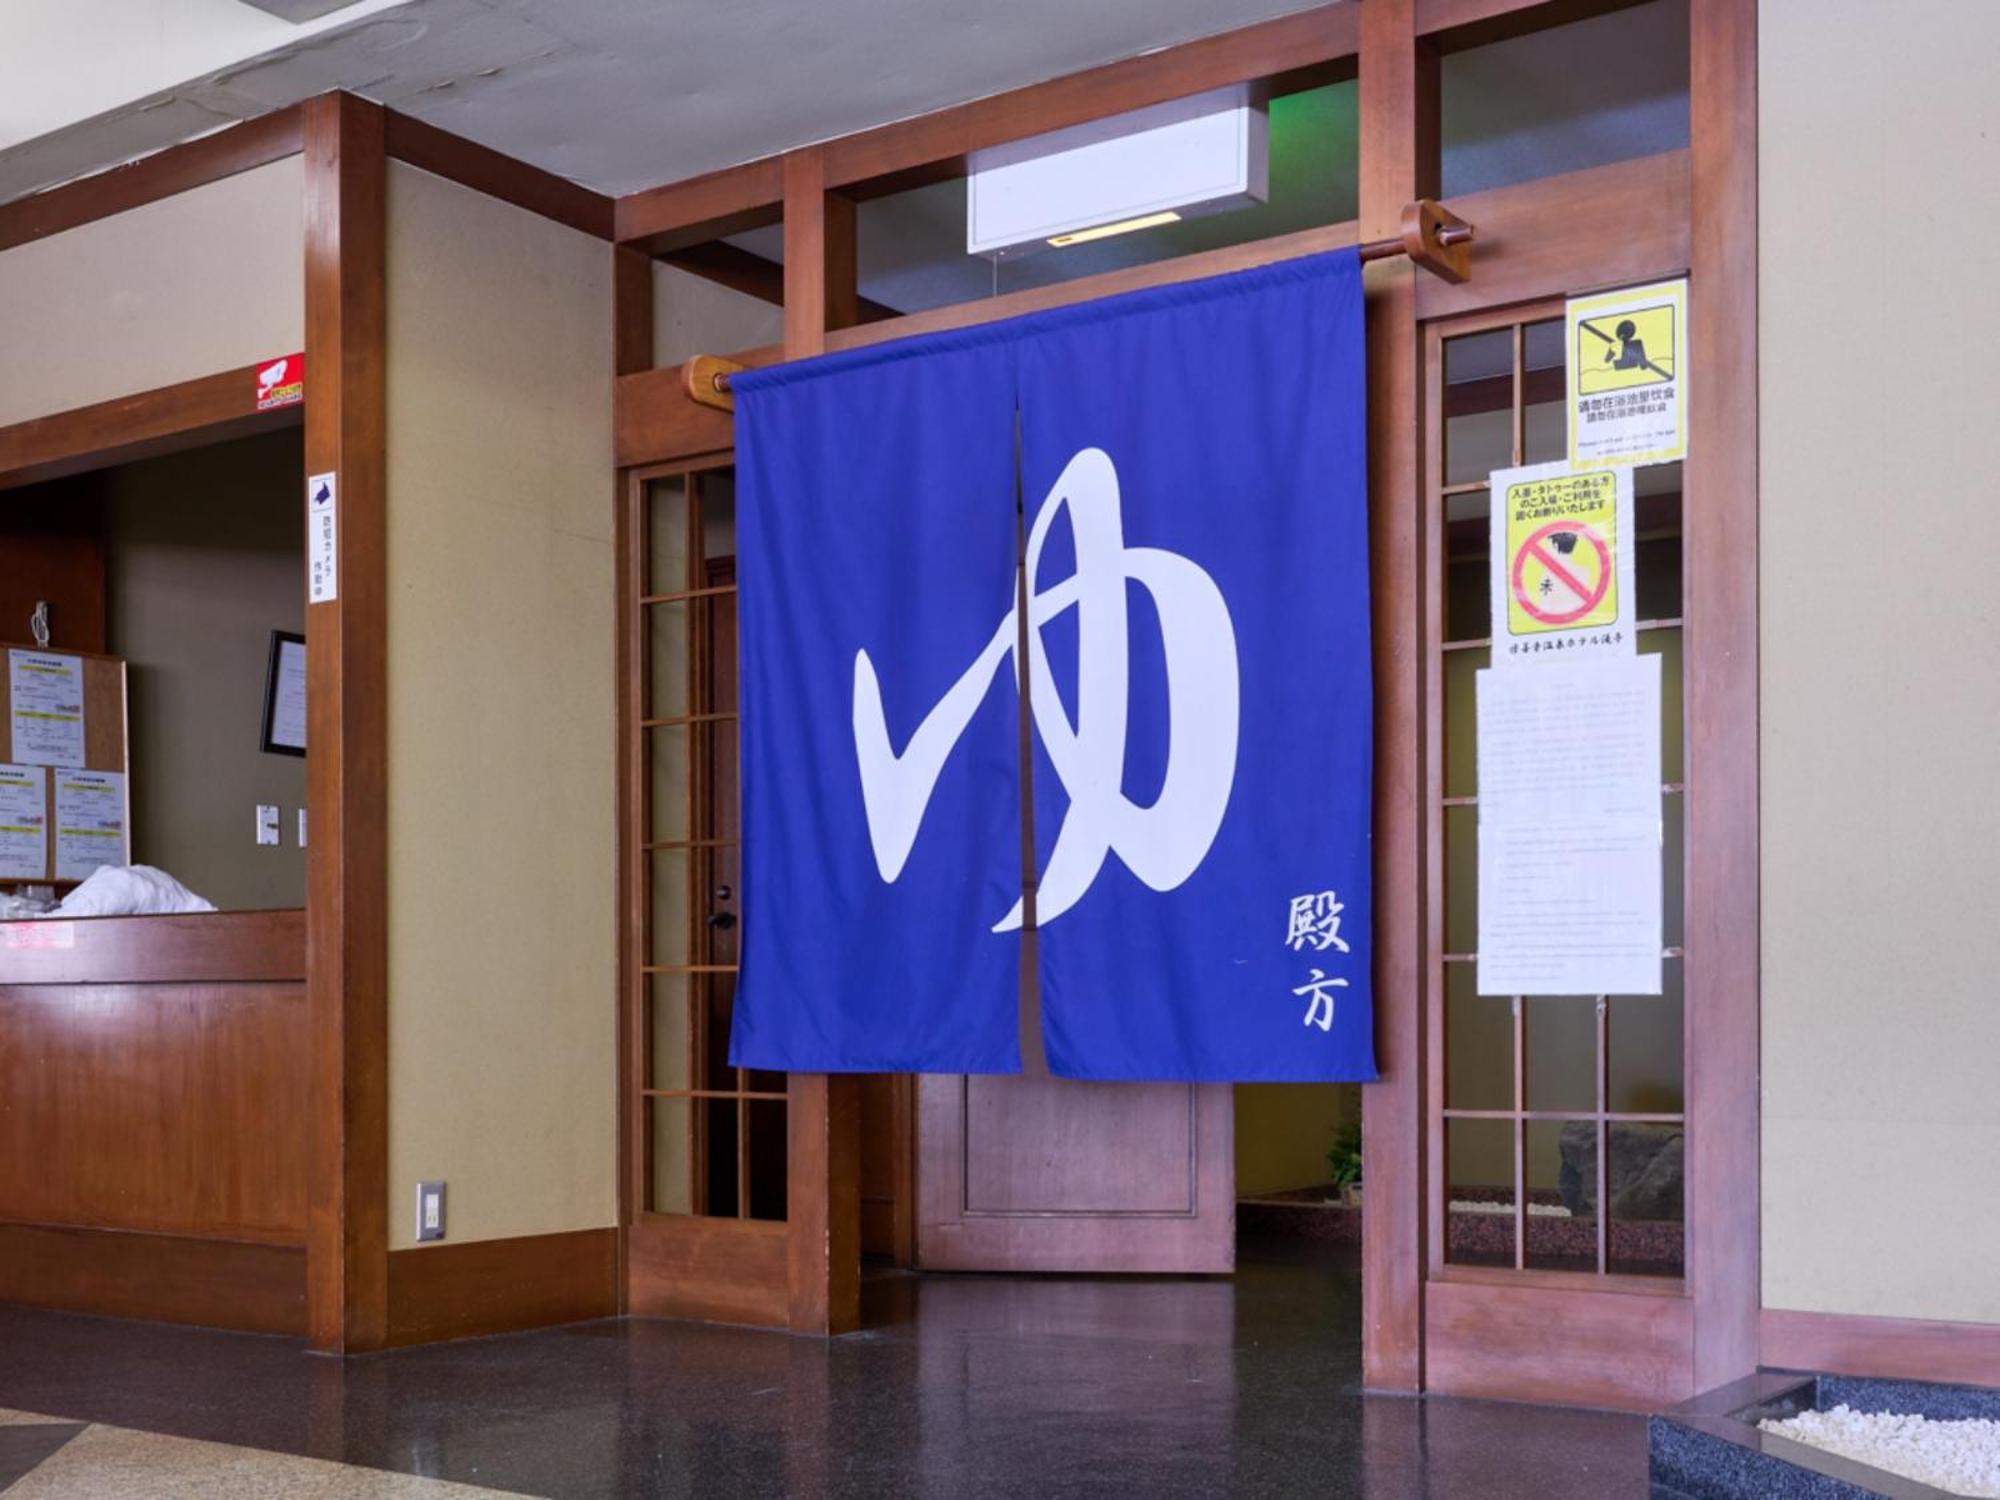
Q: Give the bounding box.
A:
[1566,279,1688,469]
[1501,468,1623,640]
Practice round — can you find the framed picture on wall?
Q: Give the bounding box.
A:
[259,630,306,756]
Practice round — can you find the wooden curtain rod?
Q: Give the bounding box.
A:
[684,198,1473,409]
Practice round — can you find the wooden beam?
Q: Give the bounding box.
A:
[0,362,299,492]
[821,5,1359,191]
[1416,0,1657,51]
[615,157,784,254]
[1417,149,1689,320]
[1359,0,1432,1397]
[383,111,613,239]
[776,148,863,1337]
[1762,1308,2000,1389]
[1686,0,1760,1395]
[302,90,390,1356]
[0,106,303,255]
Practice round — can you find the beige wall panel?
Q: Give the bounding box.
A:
[0,157,304,428]
[385,163,615,1250]
[104,428,307,911]
[652,260,783,369]
[1760,0,2000,1324]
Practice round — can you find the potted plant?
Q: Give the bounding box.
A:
[1326,1122,1362,1209]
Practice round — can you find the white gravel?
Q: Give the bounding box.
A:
[1761,1404,2000,1498]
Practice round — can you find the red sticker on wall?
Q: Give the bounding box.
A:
[256,353,304,411]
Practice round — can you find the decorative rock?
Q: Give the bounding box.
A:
[1557,1121,1684,1220]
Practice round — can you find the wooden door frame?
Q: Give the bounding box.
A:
[607,0,1758,1404]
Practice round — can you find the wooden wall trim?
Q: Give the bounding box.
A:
[627,1215,790,1328]
[0,107,303,256]
[303,90,391,1356]
[1358,0,1432,1397]
[1417,149,1689,319]
[1426,1280,1694,1411]
[0,362,302,493]
[0,1222,305,1336]
[383,111,614,239]
[1686,0,1761,1395]
[0,909,304,985]
[384,1229,618,1348]
[1761,1309,2000,1390]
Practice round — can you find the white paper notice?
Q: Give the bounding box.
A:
[54,769,126,882]
[270,636,306,751]
[0,763,48,880]
[1476,655,1662,997]
[308,471,338,604]
[8,649,86,767]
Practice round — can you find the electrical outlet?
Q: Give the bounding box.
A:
[416,1180,446,1242]
[255,805,279,846]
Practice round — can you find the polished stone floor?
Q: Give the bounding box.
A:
[0,1238,1658,1498]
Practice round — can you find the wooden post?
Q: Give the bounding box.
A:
[1358,0,1435,1395]
[780,146,863,1336]
[302,90,390,1354]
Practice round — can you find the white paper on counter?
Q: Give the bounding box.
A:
[54,768,126,883]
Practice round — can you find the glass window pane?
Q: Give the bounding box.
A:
[701,1098,741,1219]
[648,849,691,969]
[1607,1120,1685,1277]
[1443,530,1491,643]
[1635,466,1683,619]
[1662,793,1684,949]
[1446,963,1512,1111]
[1443,328,1514,487]
[647,725,691,844]
[1639,627,1685,785]
[698,468,738,564]
[1523,996,1594,1113]
[1441,0,1690,198]
[746,1099,787,1222]
[1523,319,1565,465]
[1444,805,1477,954]
[649,976,691,1093]
[649,1096,692,1215]
[647,474,690,596]
[1609,966,1684,1114]
[647,600,690,721]
[1443,650,1483,798]
[1526,1119,1595,1272]
[1445,1117,1515,1267]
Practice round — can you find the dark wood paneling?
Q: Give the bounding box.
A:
[1417,150,1690,320]
[0,909,304,985]
[0,497,105,651]
[0,1223,305,1335]
[385,1229,618,1347]
[0,107,303,255]
[1358,0,1431,1396]
[0,980,308,1245]
[1686,0,1761,1394]
[0,363,301,492]
[383,111,614,239]
[303,90,391,1355]
[626,1215,790,1328]
[1762,1309,2000,1389]
[1426,1279,1693,1410]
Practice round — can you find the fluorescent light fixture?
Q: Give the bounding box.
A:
[968,84,1268,258]
[1047,211,1183,248]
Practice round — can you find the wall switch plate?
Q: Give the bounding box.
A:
[256,805,280,846]
[416,1180,446,1242]
[297,808,308,847]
